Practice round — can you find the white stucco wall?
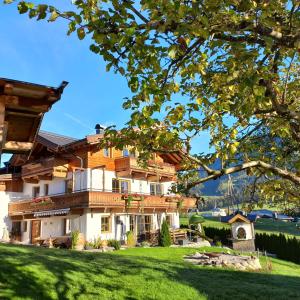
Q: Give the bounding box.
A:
[231,222,254,240]
[21,220,30,244]
[0,192,12,238]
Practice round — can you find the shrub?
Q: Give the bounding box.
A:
[71,230,80,250]
[255,233,300,264]
[141,241,151,247]
[107,239,121,250]
[215,241,222,247]
[159,219,171,247]
[204,226,231,246]
[126,231,136,248]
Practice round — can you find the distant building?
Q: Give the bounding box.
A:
[211,207,227,217]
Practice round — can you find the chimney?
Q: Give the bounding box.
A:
[95,124,105,134]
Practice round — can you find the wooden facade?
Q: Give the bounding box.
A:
[8,191,195,217]
[6,129,196,217]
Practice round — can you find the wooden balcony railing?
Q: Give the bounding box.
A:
[22,157,69,180]
[8,190,196,216]
[115,157,176,181]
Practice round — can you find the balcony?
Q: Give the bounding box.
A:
[115,157,176,182]
[22,157,69,182]
[8,190,196,217]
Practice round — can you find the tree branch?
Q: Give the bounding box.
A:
[187,160,300,188]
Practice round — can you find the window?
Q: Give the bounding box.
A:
[112,179,130,193]
[65,180,73,194]
[129,149,136,158]
[129,215,135,232]
[23,221,27,232]
[63,219,71,235]
[150,183,163,195]
[32,186,40,198]
[122,148,129,157]
[101,216,111,232]
[144,216,152,233]
[44,184,49,196]
[103,148,111,158]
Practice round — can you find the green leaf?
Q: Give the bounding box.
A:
[77,28,85,40]
[48,10,59,22]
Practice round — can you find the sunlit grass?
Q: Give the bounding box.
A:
[0,243,299,299]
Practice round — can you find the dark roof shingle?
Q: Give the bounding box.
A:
[38,130,78,147]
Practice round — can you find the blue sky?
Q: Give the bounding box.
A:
[0,2,211,163]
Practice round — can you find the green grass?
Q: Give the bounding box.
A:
[180,216,300,238]
[0,243,300,299]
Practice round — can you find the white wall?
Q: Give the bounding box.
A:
[0,192,12,238]
[40,217,64,239]
[24,178,67,197]
[21,221,30,244]
[232,222,254,240]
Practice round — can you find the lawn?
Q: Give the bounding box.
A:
[0,243,300,300]
[180,216,300,238]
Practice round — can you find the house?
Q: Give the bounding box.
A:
[211,207,227,217]
[1,128,196,245]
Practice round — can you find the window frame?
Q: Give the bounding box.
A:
[101,216,111,233]
[32,186,40,198]
[112,179,131,193]
[65,180,73,194]
[150,183,163,196]
[122,148,129,157]
[44,184,49,196]
[103,148,112,158]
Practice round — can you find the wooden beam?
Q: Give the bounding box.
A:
[0,122,8,154]
[5,111,40,118]
[3,141,33,152]
[0,95,19,105]
[37,175,52,181]
[23,178,39,184]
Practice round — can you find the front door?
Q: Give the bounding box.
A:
[31,220,41,244]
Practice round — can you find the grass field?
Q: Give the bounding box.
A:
[180,216,300,237]
[0,243,300,299]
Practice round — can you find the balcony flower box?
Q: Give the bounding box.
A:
[30,197,53,206]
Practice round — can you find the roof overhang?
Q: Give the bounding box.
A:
[0,78,68,155]
[228,213,251,224]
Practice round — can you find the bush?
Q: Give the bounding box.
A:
[107,239,121,250]
[255,233,300,264]
[126,231,136,248]
[71,230,80,250]
[159,219,172,247]
[141,241,151,247]
[204,226,231,246]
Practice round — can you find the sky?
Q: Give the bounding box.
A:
[0,2,211,163]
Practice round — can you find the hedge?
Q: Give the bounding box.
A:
[255,233,300,264]
[201,226,300,265]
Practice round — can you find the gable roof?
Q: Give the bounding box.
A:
[228,213,251,224]
[38,131,79,148]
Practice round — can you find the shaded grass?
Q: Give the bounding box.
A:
[0,243,299,300]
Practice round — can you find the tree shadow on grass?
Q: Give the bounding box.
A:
[0,244,299,300]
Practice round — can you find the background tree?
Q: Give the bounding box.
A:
[6,0,300,206]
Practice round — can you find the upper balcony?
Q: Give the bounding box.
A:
[8,189,196,217]
[22,157,69,182]
[115,157,176,182]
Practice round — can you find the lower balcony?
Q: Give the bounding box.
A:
[8,190,196,217]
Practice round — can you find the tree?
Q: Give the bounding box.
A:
[159,219,171,247]
[7,0,300,204]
